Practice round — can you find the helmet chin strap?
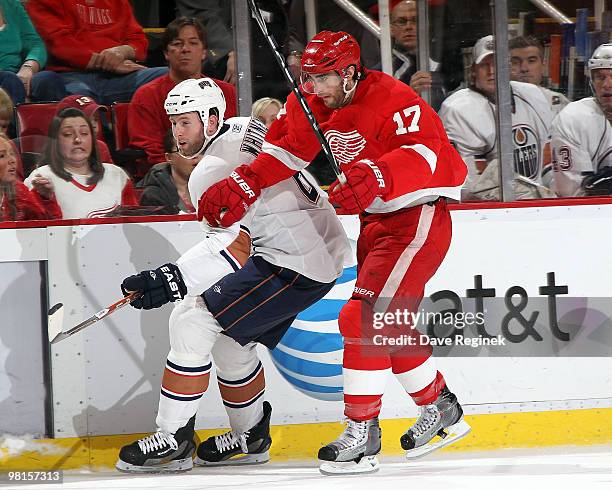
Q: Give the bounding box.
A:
[172,114,217,160]
[341,75,359,106]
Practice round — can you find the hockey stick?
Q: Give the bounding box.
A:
[247,0,347,184]
[47,291,142,344]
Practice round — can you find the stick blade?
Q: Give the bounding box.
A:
[47,303,64,344]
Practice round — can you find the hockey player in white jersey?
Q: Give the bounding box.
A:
[439,35,554,200]
[551,43,612,197]
[115,78,350,473]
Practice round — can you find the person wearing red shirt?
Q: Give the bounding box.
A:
[25,0,167,105]
[0,134,61,221]
[198,31,470,474]
[128,17,237,165]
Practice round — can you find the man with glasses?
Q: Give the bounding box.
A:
[198,30,469,475]
[387,0,445,109]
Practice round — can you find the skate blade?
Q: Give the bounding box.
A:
[115,457,193,473]
[319,455,380,476]
[194,450,269,467]
[405,419,471,460]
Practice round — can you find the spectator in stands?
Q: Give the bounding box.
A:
[510,35,569,117]
[174,1,237,84]
[128,17,237,165]
[0,133,61,221]
[551,43,612,197]
[25,0,167,106]
[439,35,554,201]
[252,97,282,128]
[24,108,137,219]
[0,0,66,105]
[137,130,196,214]
[386,0,446,110]
[56,95,114,164]
[0,88,13,136]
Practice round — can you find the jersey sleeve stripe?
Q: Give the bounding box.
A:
[401,144,438,173]
[262,141,309,171]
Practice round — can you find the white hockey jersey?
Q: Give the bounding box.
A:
[551,97,612,197]
[439,81,553,199]
[24,163,133,219]
[539,86,570,117]
[179,116,350,294]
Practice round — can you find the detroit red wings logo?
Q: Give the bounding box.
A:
[324,129,366,165]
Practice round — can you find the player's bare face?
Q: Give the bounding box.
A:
[510,46,544,85]
[593,69,612,114]
[165,25,206,78]
[474,55,496,98]
[58,117,93,167]
[170,113,205,157]
[390,2,417,53]
[302,71,345,108]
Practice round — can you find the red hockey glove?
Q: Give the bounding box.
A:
[328,160,389,214]
[198,165,261,227]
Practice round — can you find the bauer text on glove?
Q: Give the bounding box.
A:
[328,160,389,214]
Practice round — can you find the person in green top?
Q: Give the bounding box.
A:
[0,0,66,106]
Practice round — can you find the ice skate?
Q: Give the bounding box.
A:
[116,417,195,473]
[401,386,471,459]
[194,401,272,466]
[318,417,381,475]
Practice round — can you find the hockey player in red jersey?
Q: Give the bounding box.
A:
[198,31,470,474]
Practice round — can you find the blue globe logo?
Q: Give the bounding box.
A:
[270,266,356,401]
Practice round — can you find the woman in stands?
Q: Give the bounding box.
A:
[0,133,60,221]
[24,108,137,219]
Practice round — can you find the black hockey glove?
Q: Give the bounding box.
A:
[121,263,187,310]
[582,167,612,196]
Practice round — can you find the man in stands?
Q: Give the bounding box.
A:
[128,17,237,165]
[26,0,167,105]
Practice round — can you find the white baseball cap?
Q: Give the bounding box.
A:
[473,35,495,64]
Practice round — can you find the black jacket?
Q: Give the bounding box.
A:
[136,163,186,215]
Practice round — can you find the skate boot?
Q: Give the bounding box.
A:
[194,401,272,466]
[116,416,195,473]
[318,418,381,475]
[401,386,471,459]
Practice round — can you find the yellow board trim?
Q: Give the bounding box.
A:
[2,408,612,471]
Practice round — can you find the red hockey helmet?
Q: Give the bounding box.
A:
[301,31,361,75]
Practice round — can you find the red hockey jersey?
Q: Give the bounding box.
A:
[258,70,467,213]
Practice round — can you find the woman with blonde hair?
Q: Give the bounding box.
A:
[0,133,60,221]
[251,97,283,128]
[25,108,137,219]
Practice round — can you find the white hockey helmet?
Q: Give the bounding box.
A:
[164,78,227,140]
[588,43,612,76]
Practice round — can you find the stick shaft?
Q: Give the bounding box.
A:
[247,0,346,184]
[51,292,141,344]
